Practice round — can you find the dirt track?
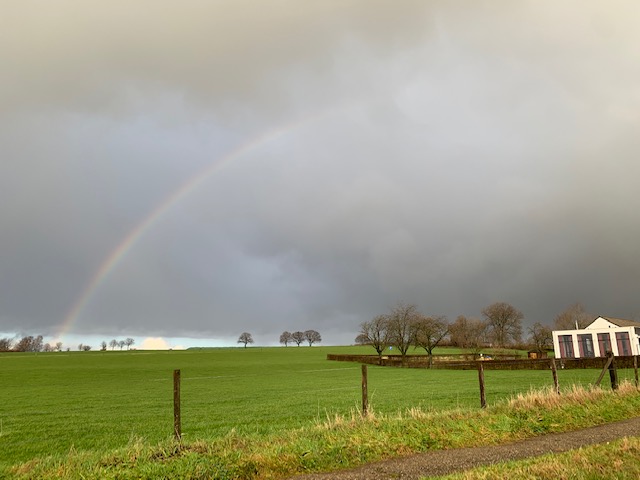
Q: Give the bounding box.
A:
[289,416,640,479]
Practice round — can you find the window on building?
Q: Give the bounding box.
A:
[616,332,631,356]
[578,334,595,357]
[558,335,574,358]
[597,333,612,357]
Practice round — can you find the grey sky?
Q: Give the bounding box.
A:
[2,1,640,346]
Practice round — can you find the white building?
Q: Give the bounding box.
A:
[552,316,640,359]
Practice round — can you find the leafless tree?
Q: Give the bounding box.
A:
[125,338,135,350]
[13,335,44,352]
[304,330,321,346]
[109,339,118,350]
[82,345,92,351]
[482,302,523,347]
[554,303,592,330]
[78,343,84,351]
[43,343,53,352]
[449,315,488,353]
[118,340,125,350]
[237,332,254,348]
[291,331,305,346]
[55,342,63,352]
[528,322,553,352]
[0,337,13,351]
[279,331,293,346]
[100,341,107,351]
[357,315,389,357]
[386,303,420,362]
[413,314,449,367]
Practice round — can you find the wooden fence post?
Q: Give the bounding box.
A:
[634,355,639,389]
[173,369,182,441]
[477,361,486,409]
[608,354,618,391]
[550,358,560,395]
[595,352,614,387]
[361,364,369,417]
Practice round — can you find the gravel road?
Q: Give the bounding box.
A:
[289,416,640,479]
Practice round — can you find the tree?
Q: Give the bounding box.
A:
[279,331,293,347]
[291,331,305,346]
[357,315,389,357]
[82,345,92,351]
[118,340,125,350]
[413,314,449,367]
[43,343,53,352]
[13,335,44,352]
[0,337,13,351]
[448,315,488,353]
[78,343,84,351]
[554,303,591,330]
[386,303,419,362]
[528,322,553,352]
[109,339,118,350]
[100,341,107,351]
[304,330,321,346]
[125,338,135,350]
[482,302,523,347]
[55,342,63,352]
[237,332,254,348]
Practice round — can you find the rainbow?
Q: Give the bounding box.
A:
[54,110,334,341]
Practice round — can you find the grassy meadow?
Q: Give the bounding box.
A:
[1,346,638,477]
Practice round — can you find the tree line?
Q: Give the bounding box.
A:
[355,301,575,364]
[236,330,323,347]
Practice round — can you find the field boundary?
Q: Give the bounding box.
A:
[327,353,640,370]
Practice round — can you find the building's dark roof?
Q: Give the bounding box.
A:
[598,316,640,328]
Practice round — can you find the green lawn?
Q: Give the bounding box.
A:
[0,346,633,471]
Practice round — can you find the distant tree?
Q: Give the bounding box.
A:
[118,340,125,350]
[304,330,321,346]
[43,343,53,352]
[55,342,63,352]
[109,339,118,350]
[279,331,293,347]
[78,343,84,351]
[449,315,488,353]
[237,332,254,348]
[100,341,107,351]
[554,303,592,330]
[14,335,44,352]
[357,315,389,357]
[125,338,135,350]
[386,303,420,362]
[413,314,449,367]
[482,302,523,348]
[0,337,13,352]
[528,322,553,352]
[82,345,92,351]
[291,331,305,346]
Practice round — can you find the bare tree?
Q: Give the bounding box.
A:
[449,315,488,353]
[413,314,449,367]
[0,337,13,351]
[43,343,53,352]
[55,341,63,352]
[82,345,92,351]
[118,340,125,350]
[482,302,523,347]
[357,315,389,357]
[237,332,254,348]
[125,338,135,350]
[554,303,592,330]
[14,335,44,352]
[279,331,293,347]
[304,330,321,346]
[78,343,84,351]
[100,341,107,351]
[109,339,118,350]
[528,322,553,352]
[291,331,305,346]
[386,303,419,362]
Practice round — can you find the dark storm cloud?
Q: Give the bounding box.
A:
[2,1,640,345]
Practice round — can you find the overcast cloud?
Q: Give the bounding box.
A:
[2,1,640,346]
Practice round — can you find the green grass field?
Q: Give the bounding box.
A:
[1,346,635,473]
